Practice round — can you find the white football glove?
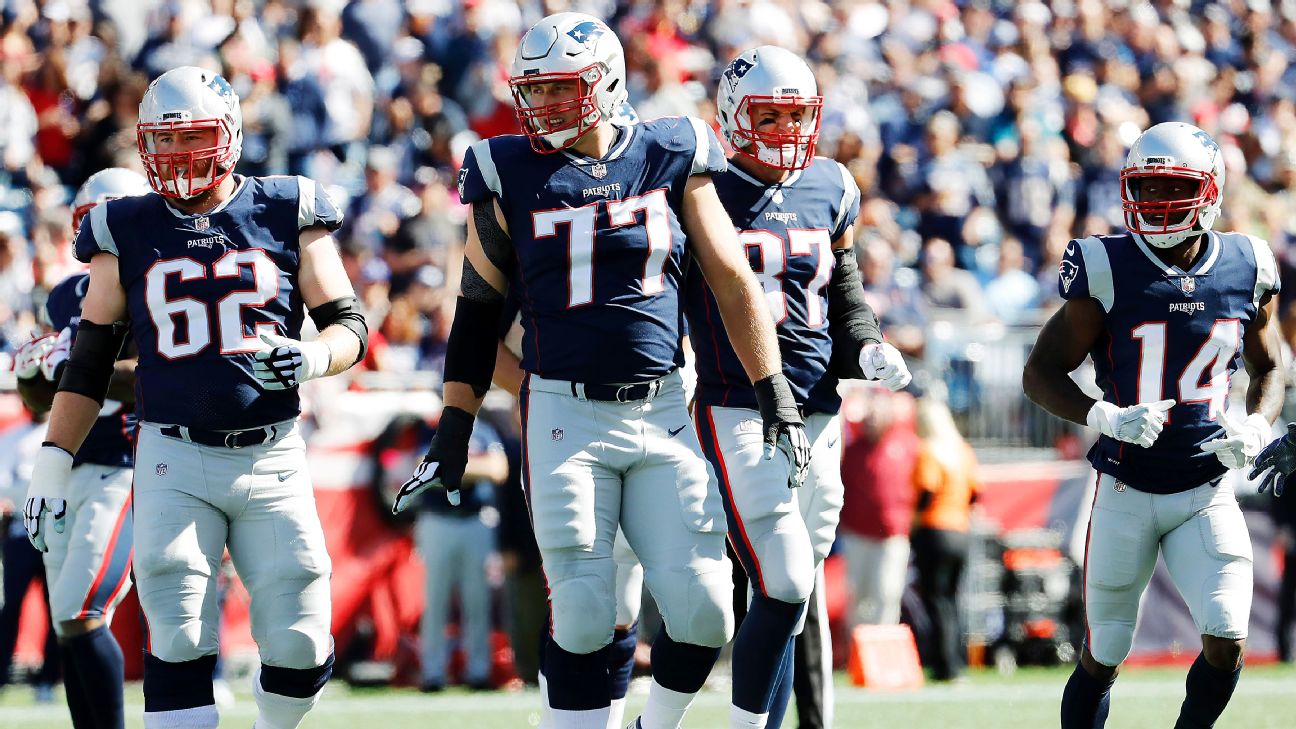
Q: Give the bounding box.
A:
[24,445,73,552]
[1201,411,1271,470]
[860,342,912,391]
[252,332,331,390]
[1086,399,1175,449]
[38,327,73,383]
[13,333,56,380]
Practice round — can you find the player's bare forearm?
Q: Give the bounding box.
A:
[317,325,363,377]
[16,376,57,414]
[1243,293,1285,422]
[45,391,106,454]
[493,342,524,397]
[104,360,137,404]
[1023,299,1104,425]
[683,174,781,382]
[442,381,487,417]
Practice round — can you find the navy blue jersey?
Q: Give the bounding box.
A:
[72,176,343,430]
[1059,230,1280,493]
[686,158,861,414]
[457,117,728,384]
[45,273,135,468]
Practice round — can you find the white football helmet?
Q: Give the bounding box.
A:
[716,46,823,171]
[1120,122,1225,249]
[72,168,150,232]
[508,12,627,153]
[137,66,243,199]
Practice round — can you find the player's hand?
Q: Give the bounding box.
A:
[859,342,911,391]
[38,327,73,383]
[392,406,475,513]
[1250,422,1296,497]
[13,333,56,380]
[754,373,811,489]
[23,445,73,552]
[1201,411,1271,470]
[1086,399,1175,448]
[252,332,331,390]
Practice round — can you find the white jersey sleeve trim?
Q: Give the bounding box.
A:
[687,116,713,175]
[87,203,119,258]
[1245,234,1280,306]
[1076,236,1115,312]
[470,139,503,197]
[832,161,859,236]
[296,176,317,230]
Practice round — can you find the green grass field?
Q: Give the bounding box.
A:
[4,664,1296,728]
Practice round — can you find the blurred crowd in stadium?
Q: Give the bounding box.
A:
[4,0,1296,702]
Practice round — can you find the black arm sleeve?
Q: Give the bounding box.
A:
[57,320,129,404]
[474,202,515,275]
[444,204,514,397]
[308,295,369,365]
[827,247,884,379]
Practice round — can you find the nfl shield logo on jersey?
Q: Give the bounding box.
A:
[194,216,209,231]
[551,428,564,441]
[156,463,168,476]
[1179,276,1196,295]
[591,163,608,179]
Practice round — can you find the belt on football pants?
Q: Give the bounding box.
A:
[526,369,675,403]
[159,424,280,449]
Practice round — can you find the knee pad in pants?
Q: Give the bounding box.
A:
[549,567,616,655]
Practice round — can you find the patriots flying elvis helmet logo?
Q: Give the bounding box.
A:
[724,57,755,92]
[566,21,606,50]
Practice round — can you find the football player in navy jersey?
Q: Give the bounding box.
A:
[11,168,148,729]
[1023,122,1285,729]
[685,46,909,729]
[391,13,807,729]
[23,66,368,729]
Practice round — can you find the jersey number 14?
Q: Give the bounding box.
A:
[1131,319,1240,419]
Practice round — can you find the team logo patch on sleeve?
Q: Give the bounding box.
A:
[457,167,468,199]
[1059,259,1080,293]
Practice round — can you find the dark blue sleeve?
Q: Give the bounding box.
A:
[44,274,88,332]
[1057,239,1091,301]
[72,203,119,263]
[457,141,501,205]
[688,118,728,176]
[297,176,344,232]
[831,162,862,242]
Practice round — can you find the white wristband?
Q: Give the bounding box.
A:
[26,445,73,501]
[298,340,332,383]
[1085,401,1119,438]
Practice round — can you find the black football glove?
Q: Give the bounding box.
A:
[1249,422,1296,497]
[393,406,474,512]
[753,373,811,489]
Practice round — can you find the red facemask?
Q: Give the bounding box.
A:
[137,118,238,199]
[732,96,823,171]
[509,65,604,154]
[1119,167,1218,237]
